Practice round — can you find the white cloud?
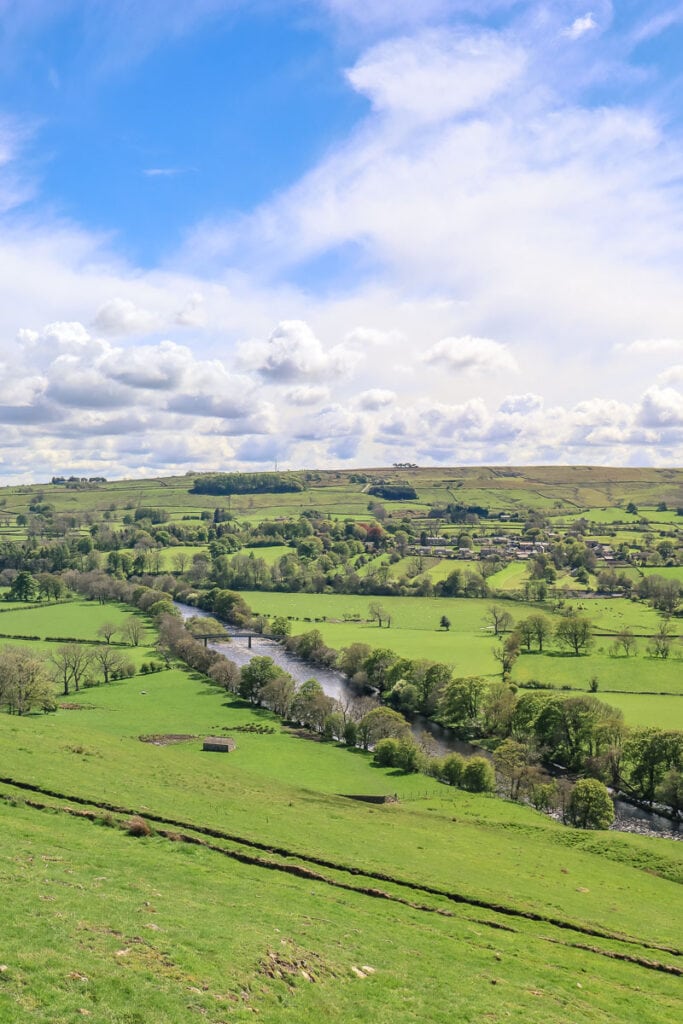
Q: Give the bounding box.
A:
[639,386,683,427]
[618,338,683,356]
[356,388,396,410]
[93,298,164,336]
[239,320,360,381]
[284,385,330,406]
[423,335,519,375]
[347,29,526,123]
[564,13,599,41]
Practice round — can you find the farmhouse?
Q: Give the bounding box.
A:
[202,736,236,753]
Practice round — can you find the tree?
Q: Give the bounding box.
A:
[290,678,335,732]
[356,706,410,749]
[50,644,95,696]
[647,621,673,660]
[270,615,291,638]
[439,615,451,631]
[438,676,487,733]
[493,739,531,800]
[9,570,37,602]
[528,614,551,652]
[555,614,593,655]
[239,656,282,705]
[610,629,638,658]
[485,605,513,637]
[92,646,131,685]
[207,657,241,693]
[363,648,399,693]
[337,643,372,682]
[0,647,55,715]
[260,672,298,718]
[567,778,614,829]
[657,769,683,817]
[368,601,388,628]
[623,728,683,805]
[492,631,520,678]
[97,621,118,644]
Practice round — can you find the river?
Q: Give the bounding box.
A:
[175,602,681,840]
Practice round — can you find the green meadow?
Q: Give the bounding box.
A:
[1,658,682,1023]
[0,464,681,1020]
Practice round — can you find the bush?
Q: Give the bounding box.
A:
[441,752,465,787]
[374,737,401,767]
[461,757,495,793]
[125,815,152,837]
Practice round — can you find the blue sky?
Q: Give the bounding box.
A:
[1,0,683,480]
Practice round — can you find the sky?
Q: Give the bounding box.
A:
[1,0,683,481]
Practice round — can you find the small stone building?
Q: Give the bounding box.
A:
[202,736,236,753]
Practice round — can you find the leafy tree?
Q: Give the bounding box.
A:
[623,728,683,804]
[439,615,451,631]
[363,648,399,692]
[0,647,54,715]
[9,570,37,602]
[555,614,593,655]
[239,656,282,704]
[492,631,521,678]
[356,706,410,749]
[657,769,683,816]
[567,778,614,829]
[438,676,487,733]
[270,615,291,638]
[291,678,335,731]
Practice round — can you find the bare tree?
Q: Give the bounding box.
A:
[50,644,95,696]
[92,646,130,685]
[97,621,118,644]
[485,605,513,637]
[122,616,144,647]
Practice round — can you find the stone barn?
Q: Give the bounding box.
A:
[202,736,236,753]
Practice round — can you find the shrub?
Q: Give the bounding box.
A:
[126,815,152,837]
[461,757,495,793]
[441,752,465,787]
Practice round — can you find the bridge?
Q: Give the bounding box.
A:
[195,632,280,649]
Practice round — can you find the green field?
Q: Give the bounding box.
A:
[1,662,682,1022]
[0,467,682,1020]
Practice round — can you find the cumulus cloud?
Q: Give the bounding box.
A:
[639,386,683,427]
[239,320,360,381]
[284,385,330,406]
[93,298,164,336]
[347,29,526,123]
[498,393,543,415]
[356,388,396,410]
[422,335,519,375]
